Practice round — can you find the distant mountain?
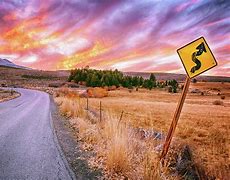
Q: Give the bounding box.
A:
[0,58,30,70]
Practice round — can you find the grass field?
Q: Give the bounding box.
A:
[55,82,230,179]
[0,67,69,88]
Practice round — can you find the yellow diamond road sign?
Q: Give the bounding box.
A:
[177,37,217,78]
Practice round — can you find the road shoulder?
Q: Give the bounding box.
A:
[50,96,102,180]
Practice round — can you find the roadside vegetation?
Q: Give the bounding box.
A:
[54,88,179,179]
[21,74,55,80]
[54,81,230,179]
[0,88,20,102]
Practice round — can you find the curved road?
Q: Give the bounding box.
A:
[0,88,75,179]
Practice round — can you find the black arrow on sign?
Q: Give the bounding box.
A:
[196,42,207,56]
[190,42,207,73]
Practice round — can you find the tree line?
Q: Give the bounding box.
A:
[68,68,178,92]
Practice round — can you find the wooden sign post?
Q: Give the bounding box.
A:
[160,76,190,159]
[160,37,217,160]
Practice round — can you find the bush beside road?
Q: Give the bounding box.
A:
[0,88,20,102]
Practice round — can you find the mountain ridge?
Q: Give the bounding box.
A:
[0,58,30,70]
[123,71,230,82]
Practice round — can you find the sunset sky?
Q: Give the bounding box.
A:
[0,0,229,76]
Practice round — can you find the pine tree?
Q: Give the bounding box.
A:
[150,73,156,82]
[90,74,100,87]
[147,80,154,90]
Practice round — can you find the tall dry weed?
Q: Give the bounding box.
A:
[103,114,134,173]
[55,96,86,118]
[143,152,162,180]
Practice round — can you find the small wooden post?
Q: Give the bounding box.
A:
[160,76,191,160]
[117,111,124,128]
[86,98,89,110]
[99,101,102,122]
[119,111,124,121]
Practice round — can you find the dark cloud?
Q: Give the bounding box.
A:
[188,0,230,22]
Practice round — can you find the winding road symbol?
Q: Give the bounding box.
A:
[190,42,207,73]
[177,36,217,78]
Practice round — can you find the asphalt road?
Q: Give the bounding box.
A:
[0,88,75,180]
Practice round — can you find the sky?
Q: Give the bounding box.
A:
[0,0,229,76]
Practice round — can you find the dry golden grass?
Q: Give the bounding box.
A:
[55,82,230,179]
[87,87,108,98]
[105,124,132,173]
[55,88,86,118]
[54,89,172,179]
[77,82,230,179]
[143,152,163,180]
